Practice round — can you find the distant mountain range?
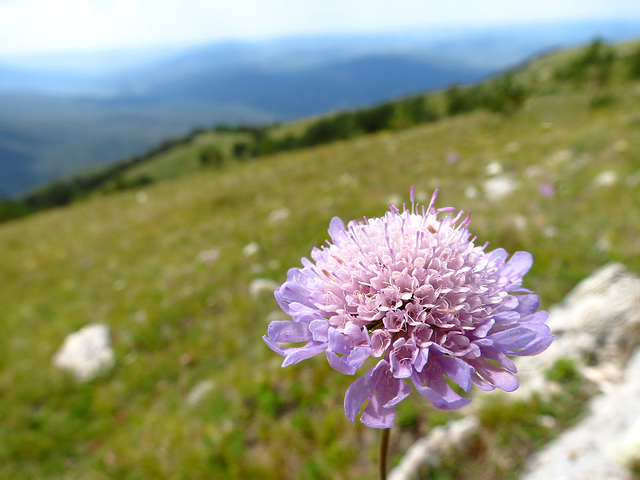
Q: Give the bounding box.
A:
[1,19,639,198]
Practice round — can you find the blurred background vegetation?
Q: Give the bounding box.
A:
[1,38,640,479]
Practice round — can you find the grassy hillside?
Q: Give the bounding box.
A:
[1,40,640,479]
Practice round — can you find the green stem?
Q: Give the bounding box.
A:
[380,427,391,480]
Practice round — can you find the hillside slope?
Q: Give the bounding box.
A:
[1,41,640,479]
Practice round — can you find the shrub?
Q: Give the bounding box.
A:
[199,146,225,168]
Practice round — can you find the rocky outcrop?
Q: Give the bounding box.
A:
[520,347,640,480]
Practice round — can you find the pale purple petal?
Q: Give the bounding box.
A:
[360,364,406,428]
[327,347,371,375]
[328,217,346,241]
[287,302,325,323]
[412,364,472,411]
[262,335,286,357]
[479,345,517,373]
[413,347,429,372]
[344,372,373,424]
[498,251,533,288]
[327,327,351,354]
[384,379,412,408]
[309,320,330,342]
[267,321,313,343]
[275,283,315,312]
[512,333,555,356]
[519,311,550,324]
[389,338,418,379]
[433,351,473,392]
[370,329,392,357]
[281,341,328,367]
[471,358,520,392]
[515,294,540,315]
[485,248,508,266]
[489,327,538,351]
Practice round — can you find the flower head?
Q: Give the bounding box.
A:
[263,188,553,428]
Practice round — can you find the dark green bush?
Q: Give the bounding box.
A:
[199,145,225,167]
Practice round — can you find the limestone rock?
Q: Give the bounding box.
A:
[520,346,640,480]
[53,324,115,382]
[186,380,215,406]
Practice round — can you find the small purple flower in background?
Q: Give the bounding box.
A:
[263,188,553,428]
[445,152,460,164]
[538,183,555,197]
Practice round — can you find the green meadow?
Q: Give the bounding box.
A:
[1,40,640,479]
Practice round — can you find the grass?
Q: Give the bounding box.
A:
[1,40,640,479]
[122,131,255,183]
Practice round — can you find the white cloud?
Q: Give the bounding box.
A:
[1,0,639,55]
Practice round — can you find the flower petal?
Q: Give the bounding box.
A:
[498,251,533,289]
[411,356,472,410]
[281,341,328,367]
[344,360,409,428]
[267,321,313,343]
[471,358,520,392]
[489,326,537,351]
[329,217,347,242]
[515,294,540,315]
[309,319,330,342]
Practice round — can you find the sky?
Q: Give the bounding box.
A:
[1,0,640,57]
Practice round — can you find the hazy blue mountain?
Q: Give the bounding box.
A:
[122,54,489,116]
[1,19,639,198]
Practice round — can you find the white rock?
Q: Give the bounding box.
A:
[53,324,115,382]
[485,161,503,176]
[196,248,220,264]
[612,414,640,468]
[464,185,478,199]
[243,242,259,257]
[548,149,573,164]
[249,278,279,298]
[593,170,618,187]
[186,380,215,406]
[483,175,518,201]
[546,263,640,360]
[513,214,528,230]
[541,225,558,238]
[268,207,290,223]
[520,347,640,480]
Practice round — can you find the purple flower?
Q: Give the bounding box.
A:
[446,152,460,164]
[538,183,555,197]
[263,188,554,428]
